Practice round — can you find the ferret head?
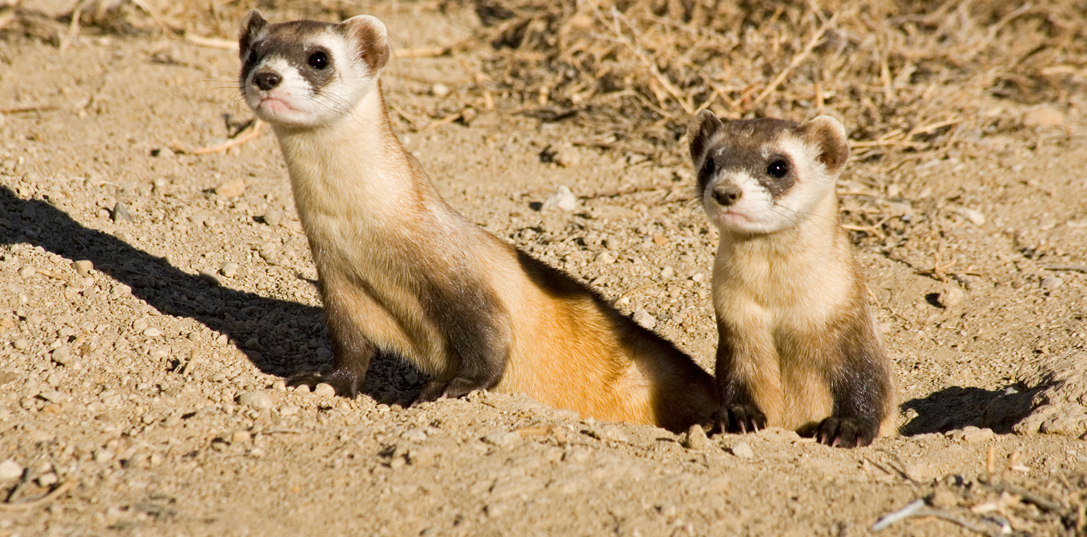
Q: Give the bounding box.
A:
[686,111,849,236]
[238,10,390,128]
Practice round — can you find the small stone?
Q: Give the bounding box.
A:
[215,179,246,198]
[632,309,657,330]
[231,430,252,444]
[18,266,35,279]
[402,428,428,442]
[198,271,220,286]
[541,186,578,212]
[271,380,286,391]
[13,339,29,350]
[660,266,675,279]
[957,207,986,226]
[220,262,239,278]
[684,424,708,450]
[937,287,965,308]
[51,347,71,365]
[262,209,284,227]
[313,383,336,397]
[143,327,162,337]
[430,83,451,97]
[37,391,68,404]
[595,252,615,264]
[37,472,58,487]
[961,427,996,443]
[111,202,134,222]
[730,441,754,458]
[0,459,23,481]
[279,405,300,416]
[1041,276,1063,290]
[236,391,274,410]
[652,235,668,246]
[94,448,115,464]
[73,260,94,276]
[482,431,521,447]
[691,273,704,283]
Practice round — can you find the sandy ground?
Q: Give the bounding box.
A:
[1,2,1086,536]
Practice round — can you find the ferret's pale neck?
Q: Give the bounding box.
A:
[272,81,418,225]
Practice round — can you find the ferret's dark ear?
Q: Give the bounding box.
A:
[342,15,390,74]
[239,10,267,60]
[687,110,723,164]
[801,116,849,175]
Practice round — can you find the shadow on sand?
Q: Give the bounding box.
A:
[0,185,415,402]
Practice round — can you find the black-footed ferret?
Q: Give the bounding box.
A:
[237,11,717,432]
[686,111,894,447]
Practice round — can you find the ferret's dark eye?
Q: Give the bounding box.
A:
[308,51,329,69]
[247,50,257,64]
[767,159,788,178]
[701,158,715,176]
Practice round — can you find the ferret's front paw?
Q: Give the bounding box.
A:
[287,370,362,398]
[715,404,766,434]
[814,417,876,448]
[412,377,480,405]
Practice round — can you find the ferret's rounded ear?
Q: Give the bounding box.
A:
[801,115,849,175]
[687,110,723,164]
[239,10,267,60]
[342,15,390,74]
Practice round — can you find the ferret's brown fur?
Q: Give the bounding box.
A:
[238,11,716,432]
[686,111,895,447]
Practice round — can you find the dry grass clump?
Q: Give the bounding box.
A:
[476,0,1087,162]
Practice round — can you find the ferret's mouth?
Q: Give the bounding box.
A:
[255,96,295,115]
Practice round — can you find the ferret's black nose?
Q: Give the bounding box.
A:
[253,72,282,91]
[712,185,742,206]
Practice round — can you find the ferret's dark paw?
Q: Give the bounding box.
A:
[413,377,481,405]
[714,405,766,434]
[814,417,876,448]
[286,371,361,398]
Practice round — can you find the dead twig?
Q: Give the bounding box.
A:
[0,480,77,511]
[190,120,263,155]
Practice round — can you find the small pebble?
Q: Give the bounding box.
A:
[215,179,246,198]
[595,252,615,264]
[313,383,336,397]
[632,309,657,330]
[262,209,284,227]
[937,287,965,308]
[231,431,252,444]
[111,202,134,222]
[143,327,162,337]
[541,186,578,212]
[13,338,29,350]
[51,347,71,365]
[37,472,58,487]
[482,431,521,447]
[957,207,986,226]
[430,83,451,97]
[402,428,428,442]
[220,262,239,278]
[660,266,675,279]
[1041,276,1063,290]
[198,271,221,286]
[236,391,274,410]
[73,260,94,276]
[18,266,35,279]
[0,459,23,481]
[684,424,708,450]
[961,427,996,443]
[271,380,286,391]
[731,441,754,459]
